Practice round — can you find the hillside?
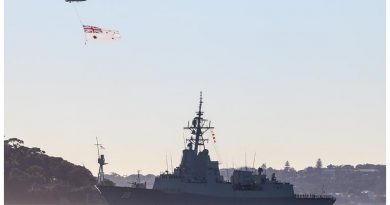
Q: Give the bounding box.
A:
[4,138,107,205]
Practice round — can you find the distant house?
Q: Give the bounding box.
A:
[361,190,375,200]
[322,169,336,179]
[357,169,378,173]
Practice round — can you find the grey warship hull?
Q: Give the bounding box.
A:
[96,94,336,205]
[97,185,336,205]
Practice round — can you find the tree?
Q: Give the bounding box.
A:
[316,158,322,169]
[261,163,267,169]
[284,161,290,171]
[100,179,115,186]
[67,167,96,186]
[327,164,336,169]
[26,165,45,176]
[6,138,24,149]
[4,137,103,204]
[29,147,45,155]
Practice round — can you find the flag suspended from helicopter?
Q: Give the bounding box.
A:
[65,0,86,2]
[66,0,122,43]
[83,25,121,41]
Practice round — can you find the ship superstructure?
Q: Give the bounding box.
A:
[97,93,336,205]
[129,170,146,189]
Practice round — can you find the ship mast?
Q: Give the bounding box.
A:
[184,92,214,154]
[95,137,107,184]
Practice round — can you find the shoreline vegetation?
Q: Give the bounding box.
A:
[4,138,385,205]
[4,138,110,205]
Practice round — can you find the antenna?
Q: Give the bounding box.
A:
[137,170,141,184]
[165,153,169,173]
[170,154,173,173]
[226,162,230,182]
[183,92,214,154]
[182,131,186,149]
[95,136,101,158]
[95,137,107,185]
[252,153,256,169]
[245,152,247,171]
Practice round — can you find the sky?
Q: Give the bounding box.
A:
[5,0,385,175]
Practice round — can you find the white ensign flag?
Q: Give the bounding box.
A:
[83,25,121,41]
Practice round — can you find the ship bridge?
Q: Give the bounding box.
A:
[153,93,295,198]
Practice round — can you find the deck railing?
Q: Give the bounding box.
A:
[295,194,336,200]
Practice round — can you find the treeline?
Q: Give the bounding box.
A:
[4,138,107,205]
[219,161,386,205]
[105,160,385,205]
[105,172,156,189]
[4,137,384,205]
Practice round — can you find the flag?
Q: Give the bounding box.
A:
[83,25,121,41]
[100,145,105,150]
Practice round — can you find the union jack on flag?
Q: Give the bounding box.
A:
[82,25,121,41]
[83,25,103,33]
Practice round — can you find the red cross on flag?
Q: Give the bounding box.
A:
[83,25,121,41]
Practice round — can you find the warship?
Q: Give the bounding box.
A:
[96,93,336,205]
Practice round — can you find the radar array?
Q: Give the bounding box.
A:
[184,92,214,154]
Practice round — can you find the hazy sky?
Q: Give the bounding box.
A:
[5,0,385,175]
